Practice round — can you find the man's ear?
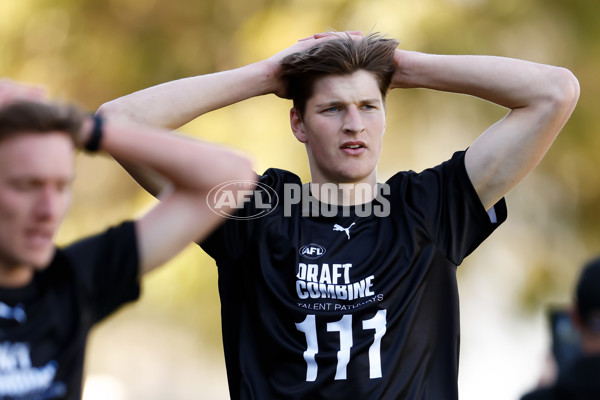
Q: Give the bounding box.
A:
[569,305,585,331]
[290,107,308,143]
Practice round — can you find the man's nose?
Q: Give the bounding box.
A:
[342,106,365,134]
[33,186,61,221]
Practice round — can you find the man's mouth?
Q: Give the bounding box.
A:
[25,228,54,248]
[340,142,366,155]
[341,141,366,149]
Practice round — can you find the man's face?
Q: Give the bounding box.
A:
[291,70,386,186]
[0,132,74,276]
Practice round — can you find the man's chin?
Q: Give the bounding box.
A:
[29,247,56,270]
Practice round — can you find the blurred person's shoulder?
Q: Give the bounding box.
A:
[520,387,559,400]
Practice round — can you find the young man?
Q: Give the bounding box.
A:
[521,257,600,400]
[100,33,579,399]
[0,79,255,399]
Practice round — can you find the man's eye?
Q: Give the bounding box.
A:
[12,181,35,191]
[56,181,73,193]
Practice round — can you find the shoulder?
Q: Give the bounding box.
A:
[60,221,138,288]
[200,168,299,258]
[245,168,303,214]
[385,151,467,184]
[383,150,471,204]
[520,387,559,400]
[259,168,302,190]
[62,221,136,263]
[59,221,140,321]
[36,247,75,287]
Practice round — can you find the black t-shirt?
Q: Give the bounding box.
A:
[202,151,507,400]
[521,355,600,400]
[0,221,140,400]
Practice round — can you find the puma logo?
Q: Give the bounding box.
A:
[333,223,356,240]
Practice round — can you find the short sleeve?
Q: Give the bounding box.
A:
[389,151,507,265]
[62,221,140,323]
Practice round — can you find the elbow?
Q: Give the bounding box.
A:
[208,153,257,211]
[230,155,258,209]
[96,99,135,123]
[96,100,117,117]
[204,149,256,188]
[230,153,257,184]
[548,67,580,111]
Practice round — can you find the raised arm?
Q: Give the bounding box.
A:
[96,64,271,196]
[97,33,357,129]
[78,115,255,276]
[97,32,361,196]
[98,66,274,130]
[391,50,580,211]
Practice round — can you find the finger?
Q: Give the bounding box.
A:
[24,85,47,100]
[297,32,338,42]
[312,32,337,39]
[313,30,363,39]
[298,35,316,42]
[0,80,47,107]
[297,30,363,43]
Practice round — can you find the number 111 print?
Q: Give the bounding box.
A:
[295,309,387,381]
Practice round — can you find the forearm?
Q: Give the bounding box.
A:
[96,62,270,196]
[98,60,276,130]
[392,50,579,110]
[81,117,254,193]
[97,33,353,130]
[80,116,256,274]
[392,50,579,210]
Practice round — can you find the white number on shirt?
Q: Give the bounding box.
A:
[295,310,387,382]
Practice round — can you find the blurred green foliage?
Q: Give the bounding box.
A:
[2,0,599,345]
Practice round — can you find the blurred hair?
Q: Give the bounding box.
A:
[0,100,84,144]
[575,256,600,332]
[280,32,399,118]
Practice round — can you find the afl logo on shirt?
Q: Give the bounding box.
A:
[299,244,326,259]
[207,180,279,220]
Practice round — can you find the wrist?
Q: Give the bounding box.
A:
[255,59,286,98]
[390,49,422,90]
[78,114,104,152]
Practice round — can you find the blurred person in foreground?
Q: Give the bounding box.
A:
[99,32,579,399]
[0,79,255,399]
[521,257,600,400]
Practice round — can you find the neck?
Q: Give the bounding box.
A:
[580,331,600,355]
[309,180,378,206]
[0,263,35,289]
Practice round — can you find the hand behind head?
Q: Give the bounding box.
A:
[0,79,47,108]
[266,31,364,99]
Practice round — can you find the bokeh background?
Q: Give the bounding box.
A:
[2,0,599,398]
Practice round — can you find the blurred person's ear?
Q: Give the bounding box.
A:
[568,305,585,332]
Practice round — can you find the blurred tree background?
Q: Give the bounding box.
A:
[1,0,598,399]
